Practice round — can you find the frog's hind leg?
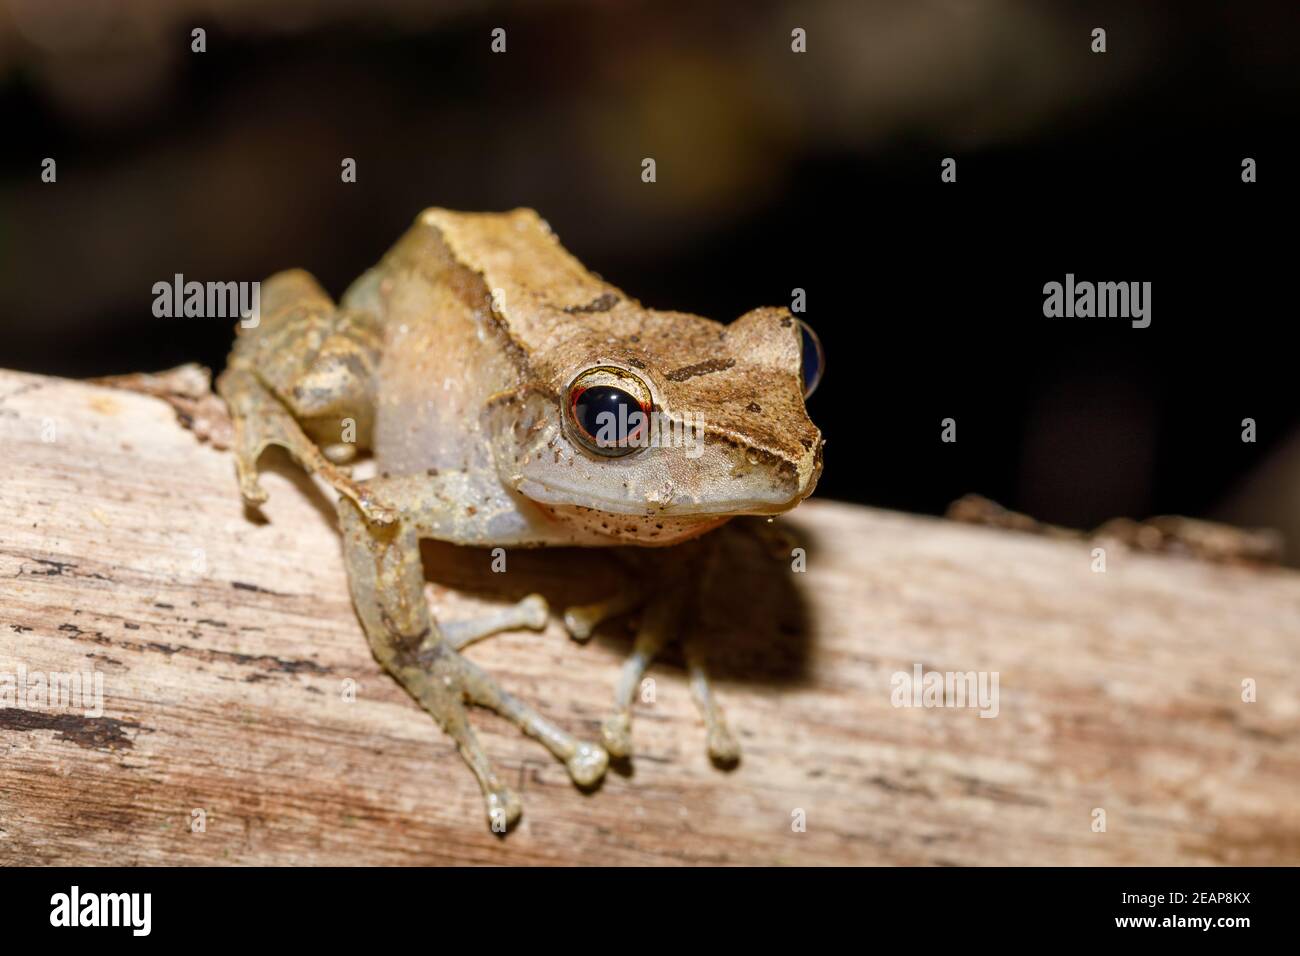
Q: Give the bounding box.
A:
[216,270,392,525]
[446,650,609,786]
[218,366,393,524]
[337,497,607,830]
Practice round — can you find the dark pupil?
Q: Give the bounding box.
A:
[574,385,640,444]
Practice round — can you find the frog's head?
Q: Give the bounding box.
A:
[490,305,824,545]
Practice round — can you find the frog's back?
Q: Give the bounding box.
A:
[350,207,656,475]
[409,208,731,390]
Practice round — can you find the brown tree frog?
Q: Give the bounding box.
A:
[216,208,824,830]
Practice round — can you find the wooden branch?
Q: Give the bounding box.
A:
[1,368,1298,865]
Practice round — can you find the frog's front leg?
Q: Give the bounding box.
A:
[336,492,607,831]
[439,593,549,650]
[683,634,741,764]
[562,580,645,642]
[599,586,678,758]
[565,537,741,766]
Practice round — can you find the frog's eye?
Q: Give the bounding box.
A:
[797,320,824,399]
[565,366,653,457]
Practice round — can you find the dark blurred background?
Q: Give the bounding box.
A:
[2,0,1299,553]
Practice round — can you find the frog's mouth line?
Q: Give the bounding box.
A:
[515,477,801,519]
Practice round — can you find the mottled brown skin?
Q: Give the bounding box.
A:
[217,208,823,830]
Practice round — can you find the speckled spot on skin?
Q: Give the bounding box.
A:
[665,357,736,382]
[564,292,619,314]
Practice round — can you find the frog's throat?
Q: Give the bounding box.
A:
[533,502,730,547]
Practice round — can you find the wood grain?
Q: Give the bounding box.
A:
[1,368,1298,865]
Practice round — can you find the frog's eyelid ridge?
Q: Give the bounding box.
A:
[565,366,653,408]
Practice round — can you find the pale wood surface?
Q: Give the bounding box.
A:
[1,368,1298,865]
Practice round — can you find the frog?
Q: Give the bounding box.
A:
[215,208,824,831]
